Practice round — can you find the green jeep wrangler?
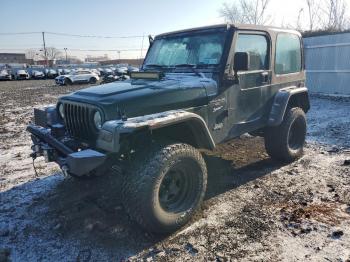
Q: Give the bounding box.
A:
[27,24,309,233]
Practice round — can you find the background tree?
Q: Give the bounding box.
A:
[302,0,349,32]
[219,0,272,25]
[25,49,38,60]
[305,0,323,31]
[322,0,349,31]
[40,47,62,61]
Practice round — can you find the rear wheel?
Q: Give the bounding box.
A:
[264,107,306,162]
[89,77,97,84]
[122,142,207,233]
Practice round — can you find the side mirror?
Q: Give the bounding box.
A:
[234,52,250,72]
[148,35,154,46]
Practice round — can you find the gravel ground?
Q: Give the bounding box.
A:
[0,80,349,262]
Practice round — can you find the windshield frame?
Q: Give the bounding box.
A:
[142,26,232,74]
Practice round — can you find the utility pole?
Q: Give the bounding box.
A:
[64,48,68,64]
[140,33,145,59]
[42,32,48,67]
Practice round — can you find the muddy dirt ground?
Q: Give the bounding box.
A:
[0,80,349,262]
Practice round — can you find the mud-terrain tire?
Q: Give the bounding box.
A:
[89,77,97,84]
[122,142,207,233]
[264,107,306,162]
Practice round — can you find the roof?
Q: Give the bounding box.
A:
[303,29,350,38]
[156,23,301,38]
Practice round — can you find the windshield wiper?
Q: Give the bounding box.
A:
[144,64,166,69]
[174,64,204,77]
[174,64,196,68]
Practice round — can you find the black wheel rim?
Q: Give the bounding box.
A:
[288,117,305,150]
[159,158,200,213]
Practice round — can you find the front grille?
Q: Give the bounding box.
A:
[63,103,96,140]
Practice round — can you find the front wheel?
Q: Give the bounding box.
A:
[122,142,207,233]
[64,78,72,85]
[264,107,307,162]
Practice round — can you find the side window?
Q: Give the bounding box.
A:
[275,34,302,75]
[235,34,269,70]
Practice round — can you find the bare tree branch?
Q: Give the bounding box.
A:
[219,0,272,25]
[302,0,349,32]
[321,0,349,31]
[40,47,62,61]
[25,49,38,60]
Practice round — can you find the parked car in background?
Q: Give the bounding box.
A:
[62,68,71,75]
[15,69,30,80]
[57,69,64,75]
[100,74,120,84]
[91,68,101,76]
[45,69,58,79]
[115,66,128,76]
[31,70,45,79]
[97,67,104,75]
[100,73,130,84]
[0,69,14,80]
[55,69,99,85]
[98,68,113,76]
[127,66,139,74]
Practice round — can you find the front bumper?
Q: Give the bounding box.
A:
[27,123,107,177]
[55,78,65,85]
[0,75,11,80]
[17,75,29,80]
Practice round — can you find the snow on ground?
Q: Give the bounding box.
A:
[0,80,349,261]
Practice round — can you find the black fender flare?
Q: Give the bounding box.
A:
[268,86,310,126]
[97,110,216,152]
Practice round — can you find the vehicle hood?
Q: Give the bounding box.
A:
[59,73,217,120]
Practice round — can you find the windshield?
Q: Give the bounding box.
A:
[144,31,226,69]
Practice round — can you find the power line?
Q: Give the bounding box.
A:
[65,48,148,52]
[0,32,41,35]
[0,48,148,52]
[45,31,145,39]
[0,31,148,38]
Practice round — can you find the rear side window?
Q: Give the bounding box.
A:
[235,34,269,70]
[275,34,302,74]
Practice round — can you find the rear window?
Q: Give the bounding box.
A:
[275,34,302,75]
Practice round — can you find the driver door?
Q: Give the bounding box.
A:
[229,32,272,133]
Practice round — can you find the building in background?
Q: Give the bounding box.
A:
[56,56,83,65]
[304,32,350,95]
[85,54,109,63]
[0,53,33,64]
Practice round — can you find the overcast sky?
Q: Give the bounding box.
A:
[0,0,341,60]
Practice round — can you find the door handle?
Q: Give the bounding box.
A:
[261,71,269,84]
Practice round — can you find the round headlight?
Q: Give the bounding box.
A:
[93,111,102,129]
[58,104,64,119]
